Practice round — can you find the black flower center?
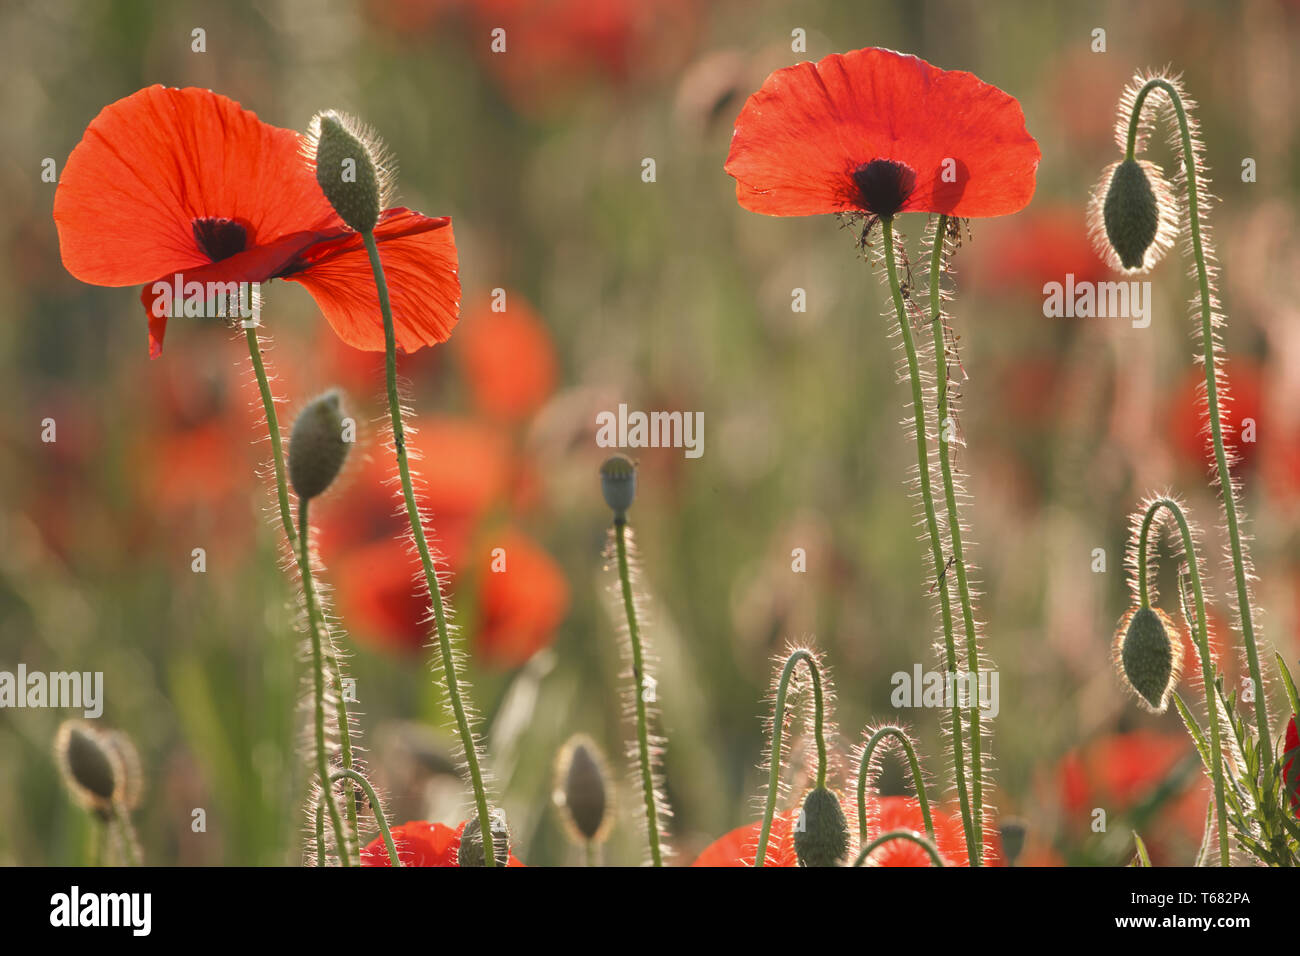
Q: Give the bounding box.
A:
[851,159,916,219]
[192,217,248,263]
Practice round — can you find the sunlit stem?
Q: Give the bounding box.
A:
[754,648,827,867]
[246,324,360,853]
[1137,497,1230,866]
[926,214,984,863]
[327,769,401,867]
[296,498,350,866]
[362,231,495,866]
[1124,79,1271,754]
[613,517,663,867]
[855,726,934,846]
[111,801,141,867]
[880,216,978,863]
[852,830,945,867]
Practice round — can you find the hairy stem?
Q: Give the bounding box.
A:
[328,769,401,867]
[755,648,827,867]
[856,726,934,846]
[613,518,664,866]
[853,830,945,867]
[362,230,495,866]
[880,216,978,862]
[1137,497,1230,865]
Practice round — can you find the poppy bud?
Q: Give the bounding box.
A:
[599,454,637,519]
[311,111,383,234]
[457,811,511,867]
[1102,159,1160,270]
[554,734,612,844]
[998,817,1027,867]
[793,786,849,867]
[1113,606,1183,713]
[289,390,350,500]
[1284,714,1299,820]
[54,720,123,817]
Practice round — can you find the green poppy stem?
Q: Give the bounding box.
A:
[613,517,664,866]
[361,230,496,866]
[754,648,828,867]
[328,769,402,867]
[925,214,984,863]
[1124,79,1271,754]
[880,216,978,863]
[296,498,350,866]
[244,326,359,855]
[1137,497,1230,866]
[855,725,934,847]
[852,830,945,867]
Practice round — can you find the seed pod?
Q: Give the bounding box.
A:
[793,786,849,867]
[457,811,511,867]
[54,720,122,818]
[289,390,350,500]
[998,817,1027,867]
[311,111,384,233]
[1113,606,1183,713]
[554,734,612,844]
[599,454,637,519]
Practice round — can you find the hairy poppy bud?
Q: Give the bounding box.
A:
[1114,606,1183,713]
[311,111,384,233]
[457,811,511,867]
[793,786,849,867]
[289,390,350,500]
[599,454,637,519]
[554,734,612,844]
[54,720,123,817]
[1103,159,1159,270]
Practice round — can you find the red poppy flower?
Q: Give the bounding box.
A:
[977,207,1110,295]
[458,293,559,423]
[1284,715,1299,820]
[724,48,1040,219]
[1168,360,1263,474]
[691,809,798,867]
[53,85,459,358]
[476,527,570,668]
[860,796,972,867]
[360,819,524,866]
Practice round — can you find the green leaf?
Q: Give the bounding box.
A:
[1130,831,1152,867]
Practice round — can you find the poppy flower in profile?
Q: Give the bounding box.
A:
[724,47,1040,220]
[53,85,459,358]
[458,294,559,423]
[691,809,798,867]
[360,819,525,867]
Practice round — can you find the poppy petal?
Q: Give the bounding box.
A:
[725,48,1040,219]
[55,85,338,286]
[287,208,461,353]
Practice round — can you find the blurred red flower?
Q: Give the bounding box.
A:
[476,528,570,668]
[54,85,459,357]
[1167,359,1263,474]
[691,809,798,867]
[360,819,524,866]
[978,207,1110,296]
[724,48,1040,219]
[860,796,973,867]
[458,294,559,423]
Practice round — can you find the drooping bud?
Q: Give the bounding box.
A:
[554,734,612,845]
[311,111,385,233]
[599,454,637,520]
[793,786,849,867]
[289,390,350,500]
[457,811,511,867]
[54,720,123,817]
[1088,158,1175,274]
[1113,606,1183,713]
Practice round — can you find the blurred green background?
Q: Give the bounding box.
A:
[2,0,1299,866]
